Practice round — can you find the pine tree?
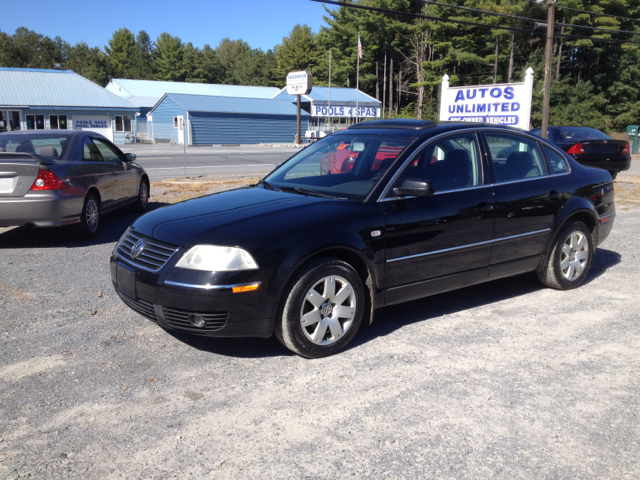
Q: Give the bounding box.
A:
[105,28,136,78]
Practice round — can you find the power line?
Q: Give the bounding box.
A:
[414,0,640,36]
[410,0,538,24]
[313,0,640,45]
[523,0,640,23]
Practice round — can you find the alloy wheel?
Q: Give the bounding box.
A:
[299,275,356,346]
[560,230,589,281]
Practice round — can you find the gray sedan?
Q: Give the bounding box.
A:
[0,130,149,238]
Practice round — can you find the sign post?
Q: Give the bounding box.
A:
[286,71,313,145]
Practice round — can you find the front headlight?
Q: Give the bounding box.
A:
[175,245,259,272]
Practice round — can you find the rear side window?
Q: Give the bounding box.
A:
[544,146,568,174]
[484,132,548,183]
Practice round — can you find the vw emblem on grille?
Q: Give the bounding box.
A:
[131,238,146,260]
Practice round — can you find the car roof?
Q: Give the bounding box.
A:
[341,119,526,139]
[0,129,82,138]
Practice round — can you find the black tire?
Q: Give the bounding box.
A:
[77,192,100,239]
[275,258,365,358]
[538,221,593,290]
[132,178,150,213]
[608,170,618,180]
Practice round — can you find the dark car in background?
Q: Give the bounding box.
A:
[0,130,149,238]
[530,126,630,179]
[111,119,615,358]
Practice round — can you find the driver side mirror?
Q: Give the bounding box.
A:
[125,153,136,162]
[392,178,434,197]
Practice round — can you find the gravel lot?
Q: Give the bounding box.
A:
[0,172,639,479]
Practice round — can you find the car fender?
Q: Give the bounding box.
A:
[539,195,599,268]
[267,228,377,301]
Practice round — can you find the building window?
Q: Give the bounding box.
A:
[50,114,68,130]
[173,117,178,128]
[26,115,45,130]
[115,115,132,132]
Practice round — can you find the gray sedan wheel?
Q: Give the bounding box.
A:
[276,258,365,358]
[133,179,149,213]
[77,193,100,239]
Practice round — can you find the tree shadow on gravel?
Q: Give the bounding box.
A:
[0,201,170,249]
[161,247,621,358]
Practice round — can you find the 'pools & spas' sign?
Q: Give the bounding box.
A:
[439,68,534,130]
[312,105,380,118]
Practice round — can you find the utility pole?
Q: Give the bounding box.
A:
[540,0,556,139]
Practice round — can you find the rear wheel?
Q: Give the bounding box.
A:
[608,170,618,180]
[275,258,365,358]
[133,178,149,213]
[538,221,593,290]
[77,193,100,239]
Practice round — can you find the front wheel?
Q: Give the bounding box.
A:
[275,259,365,358]
[132,179,149,213]
[538,221,593,290]
[77,193,100,239]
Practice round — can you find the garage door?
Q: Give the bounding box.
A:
[73,115,113,142]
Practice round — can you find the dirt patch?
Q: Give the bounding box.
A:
[150,174,262,204]
[614,175,640,209]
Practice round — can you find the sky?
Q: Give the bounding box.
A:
[0,0,332,51]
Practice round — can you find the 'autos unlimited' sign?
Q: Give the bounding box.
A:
[439,67,534,130]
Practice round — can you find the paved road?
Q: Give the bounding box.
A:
[124,144,302,180]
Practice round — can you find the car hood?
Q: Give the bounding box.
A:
[131,186,351,247]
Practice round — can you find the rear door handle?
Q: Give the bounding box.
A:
[549,190,562,201]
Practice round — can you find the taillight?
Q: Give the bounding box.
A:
[30,170,68,190]
[622,142,630,155]
[566,143,586,155]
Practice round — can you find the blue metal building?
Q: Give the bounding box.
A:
[147,93,309,145]
[0,67,138,144]
[105,78,280,141]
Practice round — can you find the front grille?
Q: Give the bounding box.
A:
[116,229,179,272]
[117,290,157,322]
[162,307,229,332]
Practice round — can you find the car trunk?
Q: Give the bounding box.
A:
[0,154,49,197]
[580,140,628,156]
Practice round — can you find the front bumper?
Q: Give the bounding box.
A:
[0,191,83,227]
[110,250,277,338]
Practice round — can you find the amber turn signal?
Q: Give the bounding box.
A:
[232,283,260,293]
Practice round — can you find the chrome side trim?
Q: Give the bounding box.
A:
[388,239,494,263]
[492,228,551,243]
[164,280,262,291]
[387,228,551,263]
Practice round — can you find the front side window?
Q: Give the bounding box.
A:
[83,138,103,162]
[389,133,483,194]
[91,137,123,162]
[265,134,413,201]
[115,115,132,132]
[484,132,548,183]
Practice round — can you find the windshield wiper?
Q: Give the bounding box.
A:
[278,186,339,199]
[257,179,275,190]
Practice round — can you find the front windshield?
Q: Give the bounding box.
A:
[264,134,413,201]
[0,134,69,159]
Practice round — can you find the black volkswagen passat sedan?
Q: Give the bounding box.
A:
[111,120,616,358]
[530,126,631,179]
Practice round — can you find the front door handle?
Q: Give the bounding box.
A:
[549,190,562,201]
[476,203,494,212]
